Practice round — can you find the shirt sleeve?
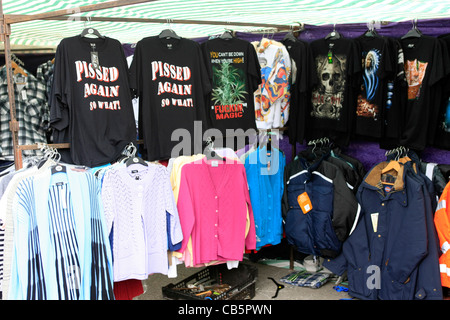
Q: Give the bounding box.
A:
[175,166,196,254]
[247,42,263,94]
[162,166,183,250]
[128,40,141,95]
[49,39,70,132]
[9,182,32,300]
[429,37,447,87]
[242,166,256,250]
[323,163,360,242]
[100,170,116,235]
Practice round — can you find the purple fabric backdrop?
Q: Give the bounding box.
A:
[124,18,450,170]
[193,18,450,43]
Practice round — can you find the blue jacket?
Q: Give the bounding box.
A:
[282,154,360,258]
[324,160,442,300]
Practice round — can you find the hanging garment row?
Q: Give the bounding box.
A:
[1,136,449,300]
[323,149,443,300]
[0,139,270,299]
[3,25,450,169]
[0,151,114,300]
[282,139,364,259]
[0,57,51,161]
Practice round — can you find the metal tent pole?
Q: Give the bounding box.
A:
[0,0,21,170]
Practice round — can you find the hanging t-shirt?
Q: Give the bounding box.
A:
[129,36,211,161]
[281,37,317,145]
[253,38,292,129]
[432,34,450,150]
[50,35,136,167]
[399,35,446,151]
[308,37,361,145]
[201,37,261,136]
[354,35,394,138]
[379,37,408,150]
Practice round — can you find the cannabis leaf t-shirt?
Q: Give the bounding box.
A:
[201,37,261,135]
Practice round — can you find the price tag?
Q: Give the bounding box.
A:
[21,89,27,101]
[297,192,313,214]
[90,43,100,70]
[371,213,379,233]
[328,50,333,64]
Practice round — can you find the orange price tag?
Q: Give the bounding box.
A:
[297,192,313,214]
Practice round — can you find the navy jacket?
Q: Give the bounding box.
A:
[324,161,442,300]
[282,153,360,258]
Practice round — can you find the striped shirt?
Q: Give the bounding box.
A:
[9,168,114,300]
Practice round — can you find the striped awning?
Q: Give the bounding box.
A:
[3,0,450,47]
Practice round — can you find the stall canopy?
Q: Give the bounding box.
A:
[3,0,450,48]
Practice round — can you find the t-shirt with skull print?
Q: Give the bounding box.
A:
[308,37,361,146]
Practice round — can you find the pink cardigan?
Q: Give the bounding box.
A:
[176,158,256,265]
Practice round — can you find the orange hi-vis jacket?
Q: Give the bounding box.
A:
[435,181,450,288]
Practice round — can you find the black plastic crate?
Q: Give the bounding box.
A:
[162,263,258,300]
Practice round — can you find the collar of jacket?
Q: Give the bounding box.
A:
[362,161,408,206]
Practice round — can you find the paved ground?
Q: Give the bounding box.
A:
[135,258,351,301]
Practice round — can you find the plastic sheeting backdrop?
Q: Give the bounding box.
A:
[3,0,450,47]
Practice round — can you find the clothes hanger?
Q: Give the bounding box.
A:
[283,23,302,42]
[80,17,105,38]
[159,28,180,39]
[47,147,66,175]
[159,19,180,39]
[204,137,225,161]
[363,21,380,38]
[80,27,105,38]
[10,54,27,78]
[381,159,401,174]
[11,61,27,77]
[401,19,422,39]
[220,29,234,39]
[121,142,148,167]
[283,30,298,42]
[37,143,54,169]
[381,146,404,174]
[325,24,342,40]
[125,156,148,167]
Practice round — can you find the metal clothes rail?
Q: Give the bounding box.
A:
[0,0,300,171]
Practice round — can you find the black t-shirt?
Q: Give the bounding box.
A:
[399,35,446,151]
[308,37,361,145]
[379,37,408,150]
[50,35,136,167]
[129,36,211,161]
[281,37,317,145]
[201,37,261,136]
[431,34,450,150]
[354,35,394,138]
